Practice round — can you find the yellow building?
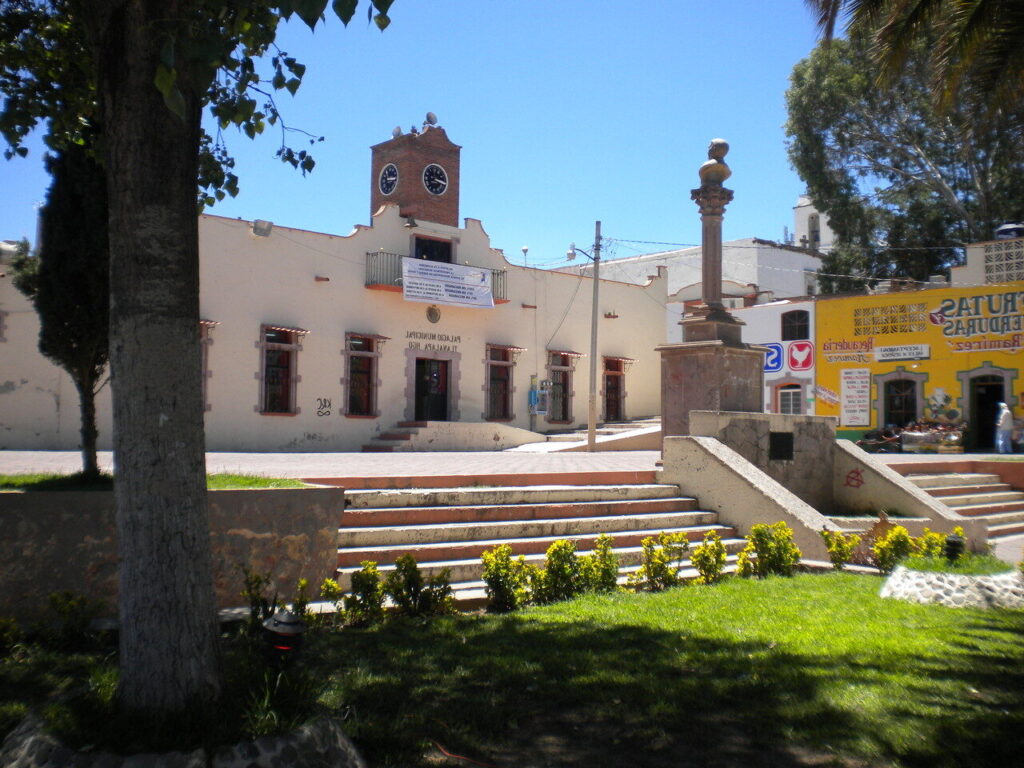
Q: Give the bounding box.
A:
[816,282,1024,449]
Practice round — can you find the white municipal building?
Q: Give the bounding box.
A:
[1,120,674,452]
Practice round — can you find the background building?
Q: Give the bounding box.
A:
[0,122,668,452]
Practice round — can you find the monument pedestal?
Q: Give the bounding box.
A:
[658,311,765,437]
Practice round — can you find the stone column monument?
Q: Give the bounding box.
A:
[657,139,765,438]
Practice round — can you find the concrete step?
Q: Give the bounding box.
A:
[345,483,683,510]
[905,473,1002,489]
[337,523,736,569]
[342,496,697,527]
[988,520,1024,538]
[944,499,1024,517]
[339,510,718,547]
[307,470,659,490]
[924,483,1012,497]
[937,491,1024,508]
[336,535,747,589]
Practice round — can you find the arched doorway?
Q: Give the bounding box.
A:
[970,375,1004,450]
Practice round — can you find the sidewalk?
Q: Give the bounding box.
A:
[0,449,661,479]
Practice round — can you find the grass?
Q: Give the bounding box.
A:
[6,573,1020,767]
[0,473,307,491]
[902,553,1014,575]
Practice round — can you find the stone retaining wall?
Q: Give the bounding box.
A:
[0,488,344,622]
[880,565,1024,609]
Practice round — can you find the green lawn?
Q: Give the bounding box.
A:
[2,573,1022,767]
[326,573,1024,767]
[0,473,307,490]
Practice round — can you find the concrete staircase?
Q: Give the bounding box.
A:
[335,471,744,605]
[361,421,424,452]
[904,472,1024,540]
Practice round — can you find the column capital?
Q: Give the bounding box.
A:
[690,184,734,218]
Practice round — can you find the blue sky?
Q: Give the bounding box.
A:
[1,1,825,268]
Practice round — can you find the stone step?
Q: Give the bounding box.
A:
[924,483,1012,497]
[988,520,1024,538]
[973,509,1024,527]
[905,473,1003,489]
[345,483,683,510]
[360,443,403,452]
[339,510,719,547]
[342,496,697,527]
[936,490,1024,508]
[337,523,736,569]
[335,535,747,589]
[943,499,1024,517]
[307,470,659,491]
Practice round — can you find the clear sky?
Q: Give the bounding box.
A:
[0,1,825,269]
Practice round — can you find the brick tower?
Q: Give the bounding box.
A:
[370,116,461,227]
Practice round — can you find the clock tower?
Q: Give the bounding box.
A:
[370,115,461,227]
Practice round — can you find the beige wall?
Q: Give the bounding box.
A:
[1,205,668,452]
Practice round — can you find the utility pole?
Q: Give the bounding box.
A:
[587,220,602,451]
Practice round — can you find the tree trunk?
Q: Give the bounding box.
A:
[74,376,100,480]
[88,0,221,718]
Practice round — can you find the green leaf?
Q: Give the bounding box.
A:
[285,78,301,96]
[372,0,395,14]
[374,13,390,31]
[294,0,329,30]
[272,71,286,90]
[332,0,358,25]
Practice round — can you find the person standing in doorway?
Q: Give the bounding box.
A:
[995,402,1014,453]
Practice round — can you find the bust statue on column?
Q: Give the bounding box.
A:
[684,138,742,343]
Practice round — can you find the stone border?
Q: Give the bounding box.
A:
[880,565,1024,609]
[0,715,366,768]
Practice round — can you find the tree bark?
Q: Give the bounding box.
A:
[86,0,221,717]
[75,376,100,480]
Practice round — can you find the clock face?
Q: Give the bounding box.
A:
[379,163,398,195]
[422,163,448,195]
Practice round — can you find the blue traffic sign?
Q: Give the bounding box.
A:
[763,343,784,373]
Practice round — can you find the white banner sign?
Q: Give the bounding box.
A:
[874,344,930,362]
[840,368,871,427]
[402,258,494,309]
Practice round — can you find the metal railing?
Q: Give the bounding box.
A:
[365,251,507,300]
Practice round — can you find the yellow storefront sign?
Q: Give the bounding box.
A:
[816,283,1024,446]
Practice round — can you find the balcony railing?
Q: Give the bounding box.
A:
[365,251,507,301]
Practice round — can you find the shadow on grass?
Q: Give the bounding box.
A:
[312,606,1024,768]
[317,616,857,768]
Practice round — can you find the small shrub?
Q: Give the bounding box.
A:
[628,532,689,592]
[241,566,278,636]
[344,561,385,626]
[580,534,620,593]
[0,617,23,654]
[36,591,104,650]
[872,525,915,574]
[691,530,727,585]
[820,529,861,571]
[913,527,945,558]
[737,523,802,579]
[534,539,585,604]
[291,578,311,618]
[383,555,454,617]
[481,544,535,612]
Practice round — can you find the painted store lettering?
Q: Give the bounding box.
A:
[937,290,1024,337]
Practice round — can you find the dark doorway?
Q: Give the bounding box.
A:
[970,376,1004,450]
[883,379,917,428]
[415,358,449,421]
[604,359,623,422]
